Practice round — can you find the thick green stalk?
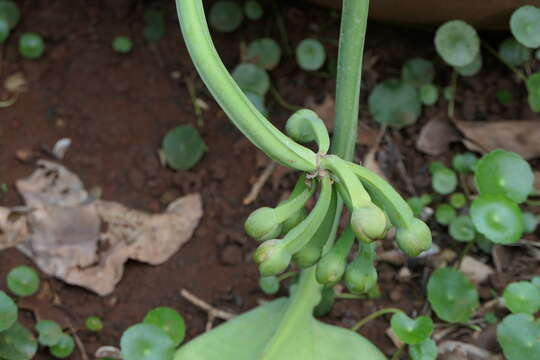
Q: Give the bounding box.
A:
[176,0,317,172]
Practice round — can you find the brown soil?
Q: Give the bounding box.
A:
[0,1,538,359]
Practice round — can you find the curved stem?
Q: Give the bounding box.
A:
[482,41,528,83]
[176,0,317,172]
[352,308,402,331]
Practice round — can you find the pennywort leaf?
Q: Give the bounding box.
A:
[435,20,480,67]
[503,281,540,314]
[7,266,40,297]
[209,1,243,33]
[232,63,270,96]
[401,58,435,87]
[296,38,326,71]
[144,307,186,347]
[390,313,433,345]
[510,5,540,48]
[368,79,421,128]
[435,204,456,226]
[419,84,439,106]
[471,194,524,244]
[35,320,63,347]
[430,164,457,195]
[449,215,476,242]
[499,37,531,67]
[49,333,75,359]
[409,338,438,360]
[246,38,281,70]
[0,322,38,360]
[0,291,17,332]
[162,125,206,171]
[120,323,175,360]
[452,152,478,173]
[497,313,540,360]
[244,0,263,21]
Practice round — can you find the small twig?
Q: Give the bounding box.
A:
[277,271,298,281]
[352,308,402,332]
[180,289,235,331]
[68,325,90,360]
[184,77,205,126]
[390,344,405,360]
[243,161,277,205]
[269,86,302,112]
[482,41,528,83]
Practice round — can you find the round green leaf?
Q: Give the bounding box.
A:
[143,307,185,347]
[455,53,482,77]
[475,233,493,254]
[496,89,513,105]
[527,72,540,112]
[209,1,243,33]
[449,193,466,209]
[0,322,38,360]
[49,333,74,359]
[497,313,540,360]
[419,84,439,105]
[0,15,9,44]
[162,125,206,171]
[112,36,133,54]
[427,267,479,323]
[523,212,538,234]
[401,58,435,87]
[471,194,524,244]
[232,63,270,96]
[390,313,433,345]
[295,38,326,71]
[368,79,421,128]
[449,215,476,242]
[435,20,480,67]
[120,323,175,360]
[430,166,457,195]
[246,38,281,70]
[474,149,533,203]
[85,316,103,332]
[409,338,438,360]
[244,0,263,21]
[259,276,280,295]
[245,91,268,116]
[452,152,478,173]
[435,204,456,226]
[36,320,63,347]
[0,0,20,29]
[0,291,17,332]
[19,33,45,60]
[503,281,540,314]
[7,266,40,297]
[499,37,531,67]
[510,6,540,48]
[407,195,432,218]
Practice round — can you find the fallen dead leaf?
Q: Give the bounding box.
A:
[416,118,460,155]
[1,161,203,296]
[459,256,494,284]
[363,149,388,180]
[456,120,540,160]
[438,340,502,360]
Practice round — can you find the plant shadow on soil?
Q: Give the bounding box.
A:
[0,0,538,359]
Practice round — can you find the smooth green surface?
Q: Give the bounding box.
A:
[499,37,530,66]
[527,72,540,112]
[427,267,479,323]
[0,0,20,29]
[35,320,63,347]
[390,313,433,345]
[144,307,186,346]
[244,0,263,21]
[0,291,17,332]
[449,215,476,242]
[85,316,103,332]
[19,33,45,60]
[449,193,466,209]
[7,266,39,297]
[523,212,538,233]
[430,166,457,195]
[368,79,421,128]
[474,149,533,204]
[246,38,281,70]
[232,63,270,96]
[296,38,326,71]
[510,5,540,48]
[455,52,482,77]
[112,36,133,53]
[503,281,540,314]
[435,204,456,226]
[452,152,477,173]
[121,324,175,360]
[409,338,437,360]
[401,58,435,87]
[162,125,206,170]
[471,194,524,244]
[209,1,243,33]
[497,313,540,360]
[49,334,74,359]
[259,276,280,295]
[419,83,438,105]
[435,20,480,67]
[0,322,37,360]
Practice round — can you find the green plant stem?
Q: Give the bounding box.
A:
[277,271,298,282]
[390,345,404,360]
[448,70,458,119]
[482,41,528,83]
[335,293,366,300]
[526,199,540,207]
[269,86,302,112]
[352,308,402,331]
[455,241,474,269]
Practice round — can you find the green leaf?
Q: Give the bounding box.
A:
[475,233,493,254]
[121,323,175,360]
[0,15,9,44]
[407,195,432,218]
[449,215,476,242]
[435,20,480,67]
[244,0,263,21]
[523,212,538,233]
[452,152,478,173]
[49,333,75,359]
[427,267,479,323]
[471,194,524,244]
[246,38,281,70]
[232,63,270,96]
[474,149,533,203]
[503,281,540,314]
[0,0,20,29]
[527,72,540,112]
[174,298,386,360]
[498,37,531,67]
[0,291,17,332]
[209,1,243,33]
[532,276,540,289]
[295,38,326,71]
[455,52,482,77]
[7,266,40,297]
[496,89,513,105]
[409,338,438,360]
[35,320,63,347]
[401,58,435,87]
[449,193,466,208]
[112,36,133,53]
[313,287,335,317]
[390,313,433,345]
[144,307,186,347]
[162,125,206,171]
[497,313,540,360]
[435,204,456,226]
[85,316,103,332]
[368,79,421,128]
[259,276,280,295]
[0,322,37,360]
[430,165,457,195]
[510,5,540,48]
[419,84,439,106]
[18,32,45,60]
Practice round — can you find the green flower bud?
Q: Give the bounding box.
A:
[395,218,432,257]
[350,204,388,243]
[259,223,282,242]
[344,259,377,294]
[253,240,292,277]
[281,207,308,235]
[293,244,322,269]
[245,207,279,240]
[316,252,346,285]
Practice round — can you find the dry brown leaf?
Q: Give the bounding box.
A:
[305,94,335,131]
[416,118,460,155]
[438,340,502,360]
[3,161,203,296]
[459,256,494,284]
[456,120,540,159]
[0,208,30,251]
[363,149,388,180]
